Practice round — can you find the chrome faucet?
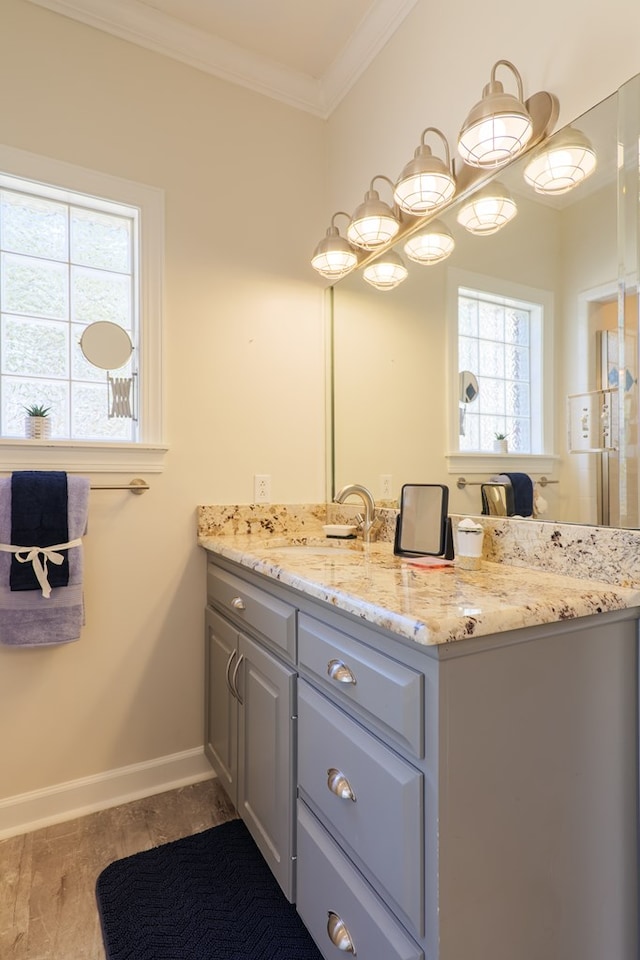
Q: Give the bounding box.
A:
[335,483,377,542]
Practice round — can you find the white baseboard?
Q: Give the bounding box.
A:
[0,747,215,840]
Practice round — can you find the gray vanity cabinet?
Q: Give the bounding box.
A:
[204,564,297,900]
[205,606,238,797]
[204,554,639,960]
[296,611,428,959]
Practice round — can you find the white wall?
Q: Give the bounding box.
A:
[0,0,327,822]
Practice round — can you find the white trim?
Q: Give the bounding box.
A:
[0,747,214,840]
[321,0,420,116]
[446,452,559,476]
[26,0,418,119]
[0,439,167,472]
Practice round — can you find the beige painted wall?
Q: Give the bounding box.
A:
[0,0,326,805]
[326,0,640,214]
[2,0,639,815]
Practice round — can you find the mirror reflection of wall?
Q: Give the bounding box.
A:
[331,77,640,527]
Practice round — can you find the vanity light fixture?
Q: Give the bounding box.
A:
[458,59,533,167]
[311,211,359,279]
[456,182,517,235]
[393,127,456,215]
[362,249,408,290]
[403,219,455,264]
[523,127,597,195]
[347,175,400,250]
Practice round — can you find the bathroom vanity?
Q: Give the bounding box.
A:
[200,519,640,960]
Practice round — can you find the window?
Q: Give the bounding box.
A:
[0,187,138,440]
[0,145,165,472]
[448,269,553,462]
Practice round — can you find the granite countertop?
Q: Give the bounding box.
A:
[198,529,640,646]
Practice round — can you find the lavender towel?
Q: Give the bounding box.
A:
[0,475,90,647]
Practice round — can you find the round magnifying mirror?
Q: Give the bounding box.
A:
[459,370,479,404]
[80,321,133,370]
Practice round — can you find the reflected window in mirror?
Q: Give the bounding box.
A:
[449,270,553,456]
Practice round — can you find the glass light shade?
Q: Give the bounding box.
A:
[523,128,597,194]
[347,189,400,249]
[393,146,456,214]
[458,61,533,167]
[457,183,517,235]
[311,227,358,279]
[404,220,455,264]
[362,250,408,290]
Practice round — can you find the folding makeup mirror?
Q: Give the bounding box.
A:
[80,321,136,420]
[80,321,133,370]
[394,483,451,557]
[459,370,479,437]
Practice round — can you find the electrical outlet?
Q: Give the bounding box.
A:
[254,474,271,504]
[380,474,393,499]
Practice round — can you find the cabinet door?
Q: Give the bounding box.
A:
[204,606,238,805]
[237,631,296,901]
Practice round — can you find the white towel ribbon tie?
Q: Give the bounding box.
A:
[0,539,82,598]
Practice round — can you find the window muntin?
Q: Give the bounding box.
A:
[0,184,138,441]
[457,285,544,454]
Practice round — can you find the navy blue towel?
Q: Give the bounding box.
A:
[503,472,534,517]
[10,471,70,591]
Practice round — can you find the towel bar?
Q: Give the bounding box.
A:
[90,478,149,495]
[457,476,558,490]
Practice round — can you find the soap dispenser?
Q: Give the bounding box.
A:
[456,517,484,570]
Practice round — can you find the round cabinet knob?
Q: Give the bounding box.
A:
[327,768,356,801]
[327,658,356,685]
[327,912,356,954]
[231,596,245,610]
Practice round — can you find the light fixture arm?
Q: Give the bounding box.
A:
[329,211,352,233]
[488,59,525,101]
[369,174,396,198]
[366,174,402,219]
[419,127,452,170]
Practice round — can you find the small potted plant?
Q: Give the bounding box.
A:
[493,431,508,454]
[24,403,52,440]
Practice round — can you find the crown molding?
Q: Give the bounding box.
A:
[26,0,418,118]
[321,0,418,116]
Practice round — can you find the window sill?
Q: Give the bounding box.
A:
[0,439,168,474]
[446,452,559,479]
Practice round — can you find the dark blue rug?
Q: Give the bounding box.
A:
[96,817,322,960]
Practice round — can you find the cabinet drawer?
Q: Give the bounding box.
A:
[298,613,423,758]
[297,801,423,960]
[298,681,424,936]
[207,564,295,660]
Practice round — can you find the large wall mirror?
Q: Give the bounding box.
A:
[331,72,640,528]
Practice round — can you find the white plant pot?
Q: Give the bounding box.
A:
[25,416,51,439]
[493,439,508,454]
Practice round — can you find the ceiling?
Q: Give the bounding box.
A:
[27,0,418,117]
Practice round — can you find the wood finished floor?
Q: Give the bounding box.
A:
[0,778,237,960]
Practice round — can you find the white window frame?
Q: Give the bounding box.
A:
[0,144,167,474]
[446,268,557,476]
